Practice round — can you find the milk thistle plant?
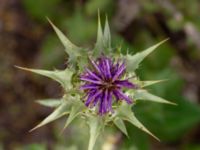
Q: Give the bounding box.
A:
[17,15,175,150]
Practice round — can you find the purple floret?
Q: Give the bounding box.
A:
[80,56,136,115]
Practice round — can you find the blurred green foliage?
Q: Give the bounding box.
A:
[20,0,200,149]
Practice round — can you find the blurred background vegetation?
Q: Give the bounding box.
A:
[1,0,200,149]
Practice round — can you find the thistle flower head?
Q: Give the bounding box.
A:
[80,56,136,115]
[17,15,175,150]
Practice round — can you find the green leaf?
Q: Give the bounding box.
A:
[126,39,168,72]
[16,66,73,90]
[133,90,176,105]
[63,98,85,129]
[77,55,89,71]
[116,102,159,141]
[94,13,112,57]
[30,100,70,132]
[47,18,82,63]
[114,117,128,136]
[139,79,168,87]
[131,79,168,88]
[36,99,61,108]
[87,115,104,150]
[103,16,111,49]
[94,11,104,57]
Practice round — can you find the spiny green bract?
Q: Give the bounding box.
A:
[17,14,176,150]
